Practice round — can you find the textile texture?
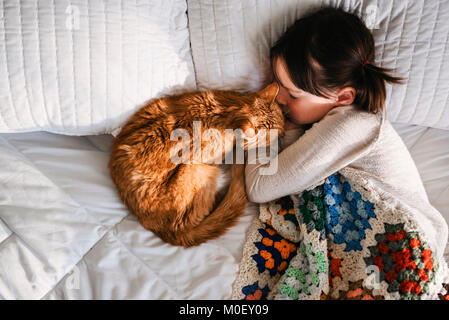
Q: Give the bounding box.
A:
[232,170,449,300]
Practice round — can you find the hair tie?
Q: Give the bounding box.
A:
[362,61,370,67]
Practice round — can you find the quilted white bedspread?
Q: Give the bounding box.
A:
[0,126,448,299]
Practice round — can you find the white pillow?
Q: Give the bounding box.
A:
[187,0,449,130]
[0,0,196,135]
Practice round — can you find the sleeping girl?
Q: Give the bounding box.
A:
[236,7,449,300]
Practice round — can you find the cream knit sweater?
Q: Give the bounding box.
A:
[245,105,448,255]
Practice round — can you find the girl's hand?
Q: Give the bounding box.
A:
[284,118,302,130]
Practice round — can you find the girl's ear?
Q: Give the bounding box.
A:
[256,83,279,102]
[336,87,356,106]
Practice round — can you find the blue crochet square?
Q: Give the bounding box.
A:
[324,173,376,252]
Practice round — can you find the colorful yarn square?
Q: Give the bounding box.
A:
[323,173,376,251]
[252,223,299,277]
[241,281,270,300]
[365,223,438,300]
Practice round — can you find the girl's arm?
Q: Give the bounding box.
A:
[245,106,382,203]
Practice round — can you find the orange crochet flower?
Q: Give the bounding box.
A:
[418,269,429,282]
[262,237,273,247]
[373,256,384,272]
[386,230,406,242]
[385,270,397,283]
[413,285,422,295]
[422,249,434,271]
[274,239,297,260]
[260,250,275,270]
[246,289,263,300]
[277,261,288,272]
[378,242,389,254]
[329,258,342,278]
[410,238,421,249]
[346,288,363,299]
[399,279,419,293]
[396,230,406,241]
[253,223,300,277]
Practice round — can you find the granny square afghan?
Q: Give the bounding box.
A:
[232,171,449,300]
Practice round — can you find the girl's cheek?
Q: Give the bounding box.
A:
[291,99,314,120]
[288,101,304,120]
[290,99,304,114]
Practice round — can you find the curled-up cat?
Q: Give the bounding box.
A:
[109,83,284,247]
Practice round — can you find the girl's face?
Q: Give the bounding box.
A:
[273,57,338,125]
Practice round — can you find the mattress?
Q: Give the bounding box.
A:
[0,124,448,299]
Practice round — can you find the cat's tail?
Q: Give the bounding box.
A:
[168,164,248,247]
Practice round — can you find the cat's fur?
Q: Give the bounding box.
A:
[109,83,284,247]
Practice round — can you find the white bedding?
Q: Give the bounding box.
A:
[0,131,257,299]
[187,0,449,130]
[392,123,449,222]
[1,0,448,301]
[0,124,448,299]
[0,0,196,135]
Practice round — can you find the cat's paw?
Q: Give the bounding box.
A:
[241,122,257,140]
[243,127,256,139]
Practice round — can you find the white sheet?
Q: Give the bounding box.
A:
[0,131,257,299]
[393,123,449,259]
[391,123,449,226]
[0,124,447,299]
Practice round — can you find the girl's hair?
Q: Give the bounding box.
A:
[270,7,403,114]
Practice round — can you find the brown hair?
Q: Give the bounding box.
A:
[270,7,403,114]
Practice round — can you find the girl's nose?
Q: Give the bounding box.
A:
[276,86,287,106]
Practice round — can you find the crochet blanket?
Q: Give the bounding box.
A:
[231,169,449,300]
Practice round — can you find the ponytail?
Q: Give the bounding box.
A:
[356,64,404,114]
[270,7,405,115]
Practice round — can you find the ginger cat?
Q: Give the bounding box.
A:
[109,83,284,247]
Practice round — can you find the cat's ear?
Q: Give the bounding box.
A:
[256,83,279,102]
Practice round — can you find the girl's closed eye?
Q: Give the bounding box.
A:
[289,90,305,99]
[289,93,299,100]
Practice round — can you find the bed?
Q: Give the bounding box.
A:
[0,0,448,299]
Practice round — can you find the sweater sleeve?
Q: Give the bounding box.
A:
[245,106,382,203]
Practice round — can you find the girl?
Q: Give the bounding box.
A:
[246,7,426,204]
[241,7,448,299]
